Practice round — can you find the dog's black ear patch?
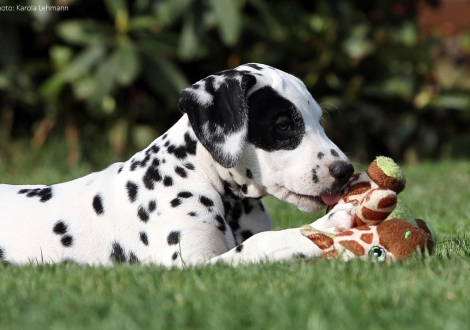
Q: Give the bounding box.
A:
[179,70,257,168]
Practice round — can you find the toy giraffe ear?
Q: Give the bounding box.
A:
[300,227,335,250]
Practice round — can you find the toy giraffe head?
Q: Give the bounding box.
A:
[301,219,435,262]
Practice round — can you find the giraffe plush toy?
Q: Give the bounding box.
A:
[302,156,437,262]
[327,156,407,227]
[300,218,435,262]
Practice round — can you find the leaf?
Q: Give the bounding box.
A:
[129,16,162,31]
[41,45,105,101]
[433,95,470,110]
[89,55,119,110]
[177,11,205,61]
[209,0,241,46]
[156,0,196,25]
[113,40,141,86]
[141,53,188,105]
[58,45,106,81]
[56,20,111,46]
[103,0,126,19]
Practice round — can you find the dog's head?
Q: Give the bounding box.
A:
[178,63,353,213]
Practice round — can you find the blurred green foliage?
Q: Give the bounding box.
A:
[0,0,469,166]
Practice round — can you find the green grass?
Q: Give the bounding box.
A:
[1,142,470,329]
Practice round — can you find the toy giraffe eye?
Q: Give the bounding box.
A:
[368,246,387,263]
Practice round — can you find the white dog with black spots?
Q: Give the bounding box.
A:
[0,63,356,266]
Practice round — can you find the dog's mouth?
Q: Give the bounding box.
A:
[274,185,343,206]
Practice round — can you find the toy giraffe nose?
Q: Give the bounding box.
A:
[329,161,354,186]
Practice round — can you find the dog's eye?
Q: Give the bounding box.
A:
[276,122,291,131]
[319,117,324,125]
[274,116,293,132]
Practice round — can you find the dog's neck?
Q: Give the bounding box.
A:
[193,135,266,200]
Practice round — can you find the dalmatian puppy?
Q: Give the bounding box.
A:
[0,63,355,266]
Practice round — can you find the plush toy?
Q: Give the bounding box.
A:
[327,156,407,227]
[300,218,435,262]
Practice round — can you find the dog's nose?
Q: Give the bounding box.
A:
[329,161,354,186]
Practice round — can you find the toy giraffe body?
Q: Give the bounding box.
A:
[301,219,435,262]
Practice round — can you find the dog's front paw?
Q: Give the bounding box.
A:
[309,203,356,233]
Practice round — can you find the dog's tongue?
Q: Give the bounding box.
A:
[320,192,342,205]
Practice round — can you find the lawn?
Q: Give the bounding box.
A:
[0,141,470,330]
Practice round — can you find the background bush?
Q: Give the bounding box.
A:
[1,0,470,167]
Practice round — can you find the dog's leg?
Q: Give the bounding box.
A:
[208,203,356,266]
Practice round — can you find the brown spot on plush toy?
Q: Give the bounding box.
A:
[300,218,435,262]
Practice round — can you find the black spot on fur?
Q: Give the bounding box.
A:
[172,252,179,261]
[175,166,187,178]
[245,63,264,70]
[241,230,253,241]
[318,152,325,160]
[241,184,248,194]
[167,231,181,245]
[243,199,254,214]
[138,206,149,222]
[18,187,52,202]
[164,141,170,147]
[199,196,214,207]
[162,133,168,140]
[312,169,319,183]
[184,162,195,170]
[143,166,162,190]
[215,215,226,232]
[110,242,126,263]
[163,176,173,187]
[26,189,38,197]
[246,169,253,179]
[184,132,197,155]
[188,212,197,217]
[167,145,188,160]
[129,253,139,264]
[53,221,67,235]
[61,235,73,247]
[178,191,193,198]
[293,252,307,259]
[331,149,339,157]
[118,165,124,173]
[148,200,157,212]
[231,202,242,222]
[38,187,53,202]
[0,248,7,265]
[130,159,140,171]
[140,154,151,168]
[170,198,182,207]
[149,144,160,154]
[93,194,104,215]
[235,244,244,253]
[126,181,138,203]
[61,258,79,265]
[140,232,149,246]
[223,200,232,217]
[222,180,240,200]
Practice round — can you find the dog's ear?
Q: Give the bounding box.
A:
[178,70,257,168]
